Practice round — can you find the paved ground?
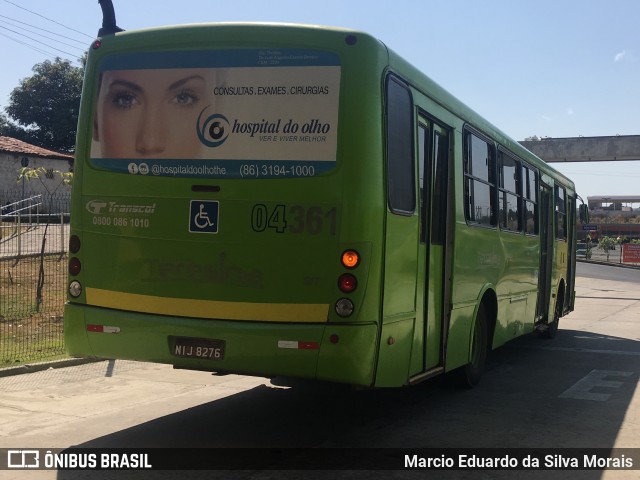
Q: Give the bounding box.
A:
[0,224,69,259]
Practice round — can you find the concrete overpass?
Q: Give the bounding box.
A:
[519,135,640,163]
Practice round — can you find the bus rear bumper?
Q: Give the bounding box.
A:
[64,303,378,387]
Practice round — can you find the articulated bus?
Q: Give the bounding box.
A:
[64,9,580,388]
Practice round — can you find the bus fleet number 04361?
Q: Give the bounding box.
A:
[251,204,337,235]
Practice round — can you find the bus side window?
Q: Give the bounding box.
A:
[555,185,567,240]
[386,75,415,215]
[464,129,496,227]
[522,164,538,235]
[498,150,521,232]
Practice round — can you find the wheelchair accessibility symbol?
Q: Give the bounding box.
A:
[189,200,219,234]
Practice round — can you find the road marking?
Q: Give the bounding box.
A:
[559,369,633,401]
[576,296,640,301]
[540,346,640,356]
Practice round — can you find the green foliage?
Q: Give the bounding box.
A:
[583,233,593,259]
[3,57,84,153]
[17,166,73,187]
[0,112,26,139]
[597,236,619,261]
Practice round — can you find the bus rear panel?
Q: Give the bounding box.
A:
[64,24,390,387]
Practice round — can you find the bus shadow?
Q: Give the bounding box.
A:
[57,330,638,479]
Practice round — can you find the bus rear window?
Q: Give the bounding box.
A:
[386,75,415,215]
[90,49,341,179]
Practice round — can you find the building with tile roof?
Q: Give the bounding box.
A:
[0,136,73,210]
[0,136,74,161]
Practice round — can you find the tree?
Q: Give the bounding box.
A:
[17,167,72,312]
[0,112,27,140]
[4,57,84,152]
[598,236,618,262]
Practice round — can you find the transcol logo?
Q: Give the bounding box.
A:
[86,200,108,214]
[85,200,157,215]
[197,107,230,148]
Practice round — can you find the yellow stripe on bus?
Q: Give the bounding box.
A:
[85,288,329,323]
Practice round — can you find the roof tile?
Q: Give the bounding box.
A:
[0,136,73,160]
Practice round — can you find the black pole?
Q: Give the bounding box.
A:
[98,0,124,36]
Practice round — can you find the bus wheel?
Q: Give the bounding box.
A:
[449,304,488,388]
[466,304,488,387]
[541,299,561,339]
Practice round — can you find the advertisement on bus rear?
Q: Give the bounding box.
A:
[90,49,341,179]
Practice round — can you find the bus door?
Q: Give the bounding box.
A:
[409,115,451,380]
[565,195,576,310]
[537,183,554,322]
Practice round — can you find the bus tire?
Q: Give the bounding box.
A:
[541,298,561,339]
[449,304,488,388]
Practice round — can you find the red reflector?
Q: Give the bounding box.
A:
[277,340,319,350]
[87,324,120,334]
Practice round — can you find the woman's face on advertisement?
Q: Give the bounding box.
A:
[95,69,208,158]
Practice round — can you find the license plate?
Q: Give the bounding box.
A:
[172,337,225,360]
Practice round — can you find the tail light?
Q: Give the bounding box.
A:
[338,273,357,293]
[341,249,360,269]
[334,249,360,318]
[69,235,81,253]
[69,281,82,298]
[335,298,354,318]
[69,257,81,276]
[68,234,83,298]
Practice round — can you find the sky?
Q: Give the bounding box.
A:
[0,0,639,202]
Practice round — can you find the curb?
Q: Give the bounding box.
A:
[0,357,105,378]
[577,258,640,270]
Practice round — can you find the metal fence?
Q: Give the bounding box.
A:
[1,192,70,368]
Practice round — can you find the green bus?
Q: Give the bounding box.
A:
[64,13,579,388]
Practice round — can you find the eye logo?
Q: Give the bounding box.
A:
[197,108,230,148]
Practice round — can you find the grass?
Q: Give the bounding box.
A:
[0,255,68,366]
[0,335,67,368]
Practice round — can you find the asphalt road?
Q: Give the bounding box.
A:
[0,263,638,480]
[577,259,640,283]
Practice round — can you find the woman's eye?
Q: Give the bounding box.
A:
[112,91,139,109]
[172,90,199,106]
